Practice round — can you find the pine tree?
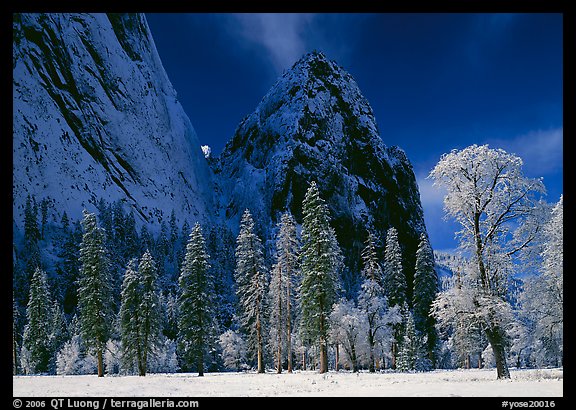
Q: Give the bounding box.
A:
[178,222,213,376]
[413,232,439,367]
[57,219,82,314]
[383,227,406,368]
[138,250,162,374]
[397,309,417,372]
[383,227,406,307]
[77,210,113,377]
[49,301,69,373]
[300,182,342,373]
[22,267,53,374]
[17,195,42,308]
[269,212,300,373]
[234,209,268,373]
[119,259,141,373]
[358,231,391,372]
[120,251,162,376]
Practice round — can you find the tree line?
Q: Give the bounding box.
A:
[13,145,562,378]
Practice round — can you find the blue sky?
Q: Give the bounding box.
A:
[145,13,563,252]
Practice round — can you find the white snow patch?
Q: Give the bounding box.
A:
[13,368,562,397]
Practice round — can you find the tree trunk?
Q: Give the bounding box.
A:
[286,282,292,373]
[97,349,104,377]
[198,353,204,377]
[256,313,264,373]
[319,310,328,373]
[335,344,339,371]
[368,330,376,372]
[351,343,358,373]
[319,342,328,373]
[485,325,510,379]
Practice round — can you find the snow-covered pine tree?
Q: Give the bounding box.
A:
[77,210,113,377]
[300,181,343,373]
[178,222,213,376]
[234,210,268,373]
[57,218,82,314]
[397,309,417,372]
[357,231,399,372]
[383,227,406,308]
[119,259,140,373]
[413,232,439,368]
[269,212,300,373]
[138,250,162,375]
[119,252,161,376]
[15,195,42,308]
[382,226,406,368]
[22,267,53,374]
[49,300,69,372]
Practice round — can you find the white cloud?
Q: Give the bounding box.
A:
[486,127,563,176]
[231,13,315,74]
[417,174,446,214]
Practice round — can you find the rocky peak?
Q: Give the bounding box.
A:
[215,51,427,296]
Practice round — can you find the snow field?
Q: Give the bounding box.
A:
[13,368,562,397]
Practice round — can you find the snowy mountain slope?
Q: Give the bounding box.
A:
[214,51,427,295]
[13,13,213,229]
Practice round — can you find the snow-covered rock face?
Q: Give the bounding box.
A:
[215,51,427,293]
[13,13,213,228]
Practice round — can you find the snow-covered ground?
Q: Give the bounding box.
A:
[13,368,562,397]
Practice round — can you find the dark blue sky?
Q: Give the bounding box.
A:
[145,13,563,251]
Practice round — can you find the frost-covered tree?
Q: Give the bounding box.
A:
[137,250,163,374]
[49,301,69,371]
[382,226,406,367]
[22,267,53,374]
[329,299,367,372]
[119,259,140,372]
[520,195,563,366]
[235,210,268,373]
[219,329,247,371]
[119,250,162,376]
[15,195,42,308]
[357,231,399,372]
[429,144,546,379]
[77,210,113,377]
[397,310,419,371]
[299,182,343,373]
[383,227,406,308]
[104,339,122,375]
[148,337,179,373]
[178,222,213,376]
[413,232,439,367]
[269,212,299,373]
[55,335,97,375]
